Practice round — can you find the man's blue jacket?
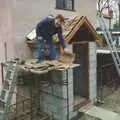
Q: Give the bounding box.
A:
[36,17,65,48]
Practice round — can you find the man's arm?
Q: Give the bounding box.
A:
[57,30,65,49]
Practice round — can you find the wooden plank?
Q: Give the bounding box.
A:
[20,60,79,75]
[72,41,89,44]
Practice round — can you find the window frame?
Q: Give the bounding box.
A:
[56,0,75,11]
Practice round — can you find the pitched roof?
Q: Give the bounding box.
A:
[62,16,103,44]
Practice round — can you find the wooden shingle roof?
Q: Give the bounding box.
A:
[62,16,103,44]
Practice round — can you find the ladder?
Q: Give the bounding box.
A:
[0,60,19,120]
[97,14,120,77]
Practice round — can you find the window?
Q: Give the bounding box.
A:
[56,0,74,11]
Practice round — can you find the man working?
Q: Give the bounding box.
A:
[36,14,66,62]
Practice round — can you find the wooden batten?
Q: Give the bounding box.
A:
[71,41,89,45]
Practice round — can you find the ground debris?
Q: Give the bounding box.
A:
[100,88,120,114]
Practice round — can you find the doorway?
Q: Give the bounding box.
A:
[73,43,89,107]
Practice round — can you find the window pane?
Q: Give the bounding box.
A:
[56,0,64,9]
[65,0,74,10]
[56,0,74,10]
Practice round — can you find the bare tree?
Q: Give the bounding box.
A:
[97,0,116,13]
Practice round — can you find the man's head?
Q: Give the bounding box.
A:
[54,14,65,28]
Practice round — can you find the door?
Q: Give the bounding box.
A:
[73,43,89,98]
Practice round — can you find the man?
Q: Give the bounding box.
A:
[36,14,65,62]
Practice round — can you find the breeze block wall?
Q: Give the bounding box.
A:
[88,42,97,102]
[39,68,74,120]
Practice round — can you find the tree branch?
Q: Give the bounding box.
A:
[100,0,110,12]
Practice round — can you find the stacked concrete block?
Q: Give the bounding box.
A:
[88,42,97,102]
[39,68,74,120]
[40,93,69,120]
[51,68,73,84]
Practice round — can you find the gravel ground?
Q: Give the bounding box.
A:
[100,87,120,114]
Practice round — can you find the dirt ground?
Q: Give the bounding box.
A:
[99,87,120,114]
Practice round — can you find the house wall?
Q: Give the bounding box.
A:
[0,0,97,61]
[0,0,14,83]
[0,0,14,61]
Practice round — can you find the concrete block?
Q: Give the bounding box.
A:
[89,68,97,101]
[89,81,97,91]
[51,70,67,82]
[89,42,97,59]
[89,61,97,69]
[54,110,67,120]
[89,72,97,82]
[89,88,97,101]
[52,83,73,100]
[55,105,74,120]
[40,81,73,98]
[89,49,96,56]
[40,85,52,94]
[89,67,96,75]
[40,99,72,120]
[40,89,74,119]
[58,105,73,114]
[51,69,73,84]
[89,42,97,49]
[40,93,67,108]
[89,54,96,62]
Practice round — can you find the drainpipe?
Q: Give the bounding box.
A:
[1,63,4,83]
[4,41,7,62]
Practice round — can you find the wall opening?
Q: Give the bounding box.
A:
[73,43,89,109]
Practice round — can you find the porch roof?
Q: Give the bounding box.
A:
[63,16,103,44]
